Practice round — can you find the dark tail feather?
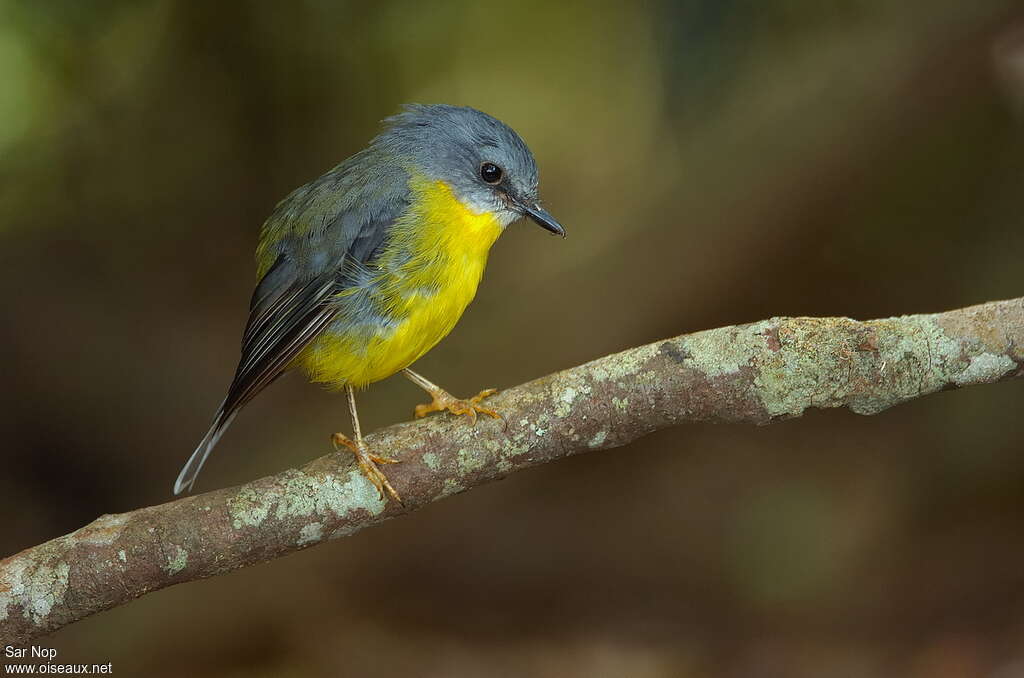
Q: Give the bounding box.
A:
[173,402,239,495]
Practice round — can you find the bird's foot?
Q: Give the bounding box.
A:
[331,432,402,504]
[414,387,500,425]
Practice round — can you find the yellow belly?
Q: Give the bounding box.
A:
[297,177,503,388]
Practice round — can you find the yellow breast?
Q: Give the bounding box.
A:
[299,176,503,388]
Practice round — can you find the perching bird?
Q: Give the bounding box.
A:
[173,104,564,502]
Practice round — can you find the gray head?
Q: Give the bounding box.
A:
[373,104,564,235]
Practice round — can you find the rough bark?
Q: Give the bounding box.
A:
[2,297,1022,643]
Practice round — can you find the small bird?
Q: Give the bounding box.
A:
[174,104,564,502]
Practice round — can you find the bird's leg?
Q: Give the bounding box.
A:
[402,368,500,424]
[332,386,402,504]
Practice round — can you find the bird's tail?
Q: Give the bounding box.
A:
[173,401,239,495]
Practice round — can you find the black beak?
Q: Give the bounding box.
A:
[516,199,566,237]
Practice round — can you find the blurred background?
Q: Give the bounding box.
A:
[2,0,1024,675]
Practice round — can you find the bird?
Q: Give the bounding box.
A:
[173,104,565,503]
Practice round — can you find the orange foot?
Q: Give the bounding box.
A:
[331,432,402,504]
[414,387,501,425]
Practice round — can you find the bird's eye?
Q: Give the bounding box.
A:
[480,162,503,184]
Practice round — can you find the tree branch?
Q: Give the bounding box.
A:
[3,297,1022,643]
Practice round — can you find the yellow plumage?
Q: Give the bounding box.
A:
[297,175,503,388]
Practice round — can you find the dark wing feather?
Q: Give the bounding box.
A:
[173,268,342,494]
[174,158,406,495]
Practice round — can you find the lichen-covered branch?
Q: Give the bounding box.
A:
[2,297,1022,643]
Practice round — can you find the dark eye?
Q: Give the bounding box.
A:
[480,162,503,184]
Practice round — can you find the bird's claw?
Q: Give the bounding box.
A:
[414,387,501,425]
[331,432,402,504]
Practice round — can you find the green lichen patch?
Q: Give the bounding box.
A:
[0,558,71,625]
[166,545,188,575]
[228,486,272,530]
[0,558,24,622]
[500,440,532,460]
[846,315,965,414]
[227,468,386,532]
[589,342,661,384]
[681,320,774,379]
[27,560,69,625]
[953,353,1016,385]
[297,522,324,546]
[553,382,592,418]
[457,447,487,474]
[737,314,977,417]
[752,318,864,417]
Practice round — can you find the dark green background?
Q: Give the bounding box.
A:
[2,1,1023,675]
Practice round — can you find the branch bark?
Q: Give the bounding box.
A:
[3,297,1023,643]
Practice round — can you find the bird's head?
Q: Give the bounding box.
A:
[375,104,565,236]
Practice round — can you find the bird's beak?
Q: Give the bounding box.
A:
[516,199,566,237]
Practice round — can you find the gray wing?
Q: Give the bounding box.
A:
[174,158,409,494]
